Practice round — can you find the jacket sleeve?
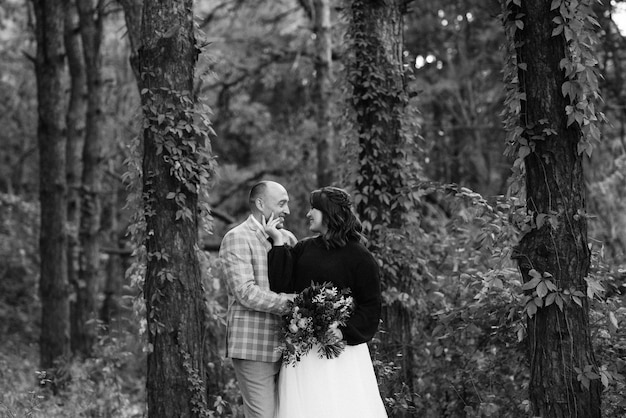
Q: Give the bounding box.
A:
[340,250,382,345]
[219,231,290,315]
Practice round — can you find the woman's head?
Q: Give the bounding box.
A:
[307,186,363,248]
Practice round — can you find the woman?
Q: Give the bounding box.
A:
[264,186,387,418]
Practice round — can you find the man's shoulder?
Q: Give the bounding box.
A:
[223,216,253,236]
[220,218,254,249]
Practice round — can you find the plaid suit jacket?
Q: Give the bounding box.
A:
[219,215,297,362]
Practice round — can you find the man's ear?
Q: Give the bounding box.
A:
[254,198,264,212]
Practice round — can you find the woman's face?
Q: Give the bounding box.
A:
[306,207,326,234]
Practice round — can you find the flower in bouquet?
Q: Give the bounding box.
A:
[278,281,354,366]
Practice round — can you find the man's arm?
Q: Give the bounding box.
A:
[220,231,291,315]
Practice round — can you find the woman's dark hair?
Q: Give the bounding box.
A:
[310,186,364,248]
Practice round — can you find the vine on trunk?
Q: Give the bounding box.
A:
[500,0,614,398]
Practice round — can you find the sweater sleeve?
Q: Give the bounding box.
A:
[340,249,382,345]
[268,243,300,293]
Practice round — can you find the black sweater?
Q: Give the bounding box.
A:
[268,236,382,345]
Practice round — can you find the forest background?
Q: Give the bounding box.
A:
[1,0,626,417]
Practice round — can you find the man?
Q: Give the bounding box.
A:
[219,180,298,418]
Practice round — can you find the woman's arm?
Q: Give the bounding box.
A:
[340,250,382,345]
[267,245,297,293]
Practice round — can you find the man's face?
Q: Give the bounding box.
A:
[261,184,290,228]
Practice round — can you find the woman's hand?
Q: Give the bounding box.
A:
[262,213,285,246]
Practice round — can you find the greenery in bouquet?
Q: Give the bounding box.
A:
[278,282,354,366]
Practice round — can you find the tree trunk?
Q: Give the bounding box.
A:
[71,0,106,358]
[64,0,88,358]
[117,0,143,80]
[100,191,124,325]
[32,0,70,374]
[348,0,407,226]
[136,1,210,416]
[312,0,334,187]
[347,0,416,406]
[507,1,602,416]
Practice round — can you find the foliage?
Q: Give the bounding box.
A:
[501,0,605,166]
[0,193,39,340]
[2,1,626,418]
[406,0,510,196]
[0,328,146,418]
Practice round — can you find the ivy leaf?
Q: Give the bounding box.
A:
[545,279,557,292]
[536,213,547,228]
[526,300,537,317]
[601,371,609,389]
[518,145,531,159]
[552,25,564,37]
[522,277,541,291]
[536,281,549,298]
[555,294,564,311]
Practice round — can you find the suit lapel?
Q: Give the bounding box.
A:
[246,215,272,252]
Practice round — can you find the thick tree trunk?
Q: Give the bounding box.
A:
[33,0,70,373]
[349,0,406,224]
[312,0,334,187]
[137,1,209,416]
[347,0,415,405]
[509,1,602,416]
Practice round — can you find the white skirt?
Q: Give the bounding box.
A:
[276,343,388,418]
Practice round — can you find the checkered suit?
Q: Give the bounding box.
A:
[220,215,297,362]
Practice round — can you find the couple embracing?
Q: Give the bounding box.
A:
[219,180,387,418]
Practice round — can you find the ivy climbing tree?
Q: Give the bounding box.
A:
[344,0,422,411]
[127,0,215,415]
[502,0,604,415]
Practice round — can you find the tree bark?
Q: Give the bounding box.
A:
[508,1,602,416]
[32,0,70,373]
[117,0,143,80]
[347,0,416,406]
[349,0,407,225]
[72,0,106,358]
[64,0,88,358]
[100,191,124,325]
[312,0,334,187]
[136,1,210,416]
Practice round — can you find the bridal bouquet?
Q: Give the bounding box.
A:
[278,282,354,366]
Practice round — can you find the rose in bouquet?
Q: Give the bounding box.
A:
[277,281,354,366]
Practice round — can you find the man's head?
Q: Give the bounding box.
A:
[249,181,290,227]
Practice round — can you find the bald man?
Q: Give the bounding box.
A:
[219,181,298,418]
